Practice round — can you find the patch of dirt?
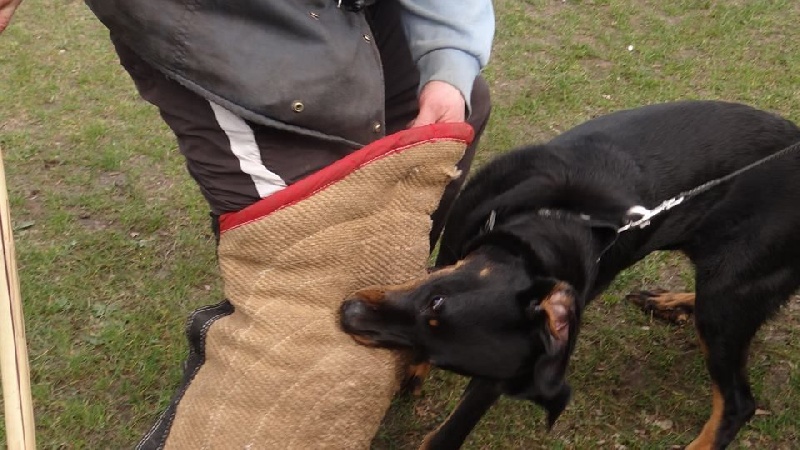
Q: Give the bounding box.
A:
[759,295,800,343]
[0,114,38,133]
[650,253,693,292]
[579,57,615,80]
[77,216,112,231]
[97,171,127,189]
[127,154,181,204]
[19,188,44,218]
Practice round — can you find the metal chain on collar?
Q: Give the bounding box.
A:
[618,139,800,233]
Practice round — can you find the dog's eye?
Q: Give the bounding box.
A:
[427,296,446,328]
[423,296,446,328]
[430,296,445,312]
[422,296,446,328]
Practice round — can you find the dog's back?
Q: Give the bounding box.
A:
[551,100,800,202]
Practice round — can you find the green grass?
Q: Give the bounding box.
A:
[1,0,799,448]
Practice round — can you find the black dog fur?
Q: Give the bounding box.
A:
[340,100,800,449]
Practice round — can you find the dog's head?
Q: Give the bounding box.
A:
[339,229,581,426]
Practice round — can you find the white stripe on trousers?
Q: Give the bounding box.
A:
[209,101,287,198]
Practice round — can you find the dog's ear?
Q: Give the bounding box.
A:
[526,280,576,347]
[522,280,578,428]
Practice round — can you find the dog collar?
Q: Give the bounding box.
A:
[483,208,622,263]
[484,209,619,232]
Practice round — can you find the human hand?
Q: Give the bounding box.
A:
[408,80,466,128]
[0,0,22,34]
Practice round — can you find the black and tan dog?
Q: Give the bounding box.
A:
[339,100,800,449]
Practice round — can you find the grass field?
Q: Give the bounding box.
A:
[1,0,799,448]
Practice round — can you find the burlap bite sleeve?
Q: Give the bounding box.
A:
[136,123,473,449]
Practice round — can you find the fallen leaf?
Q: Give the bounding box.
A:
[653,419,673,430]
[13,220,36,231]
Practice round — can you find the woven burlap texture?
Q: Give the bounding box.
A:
[164,138,466,449]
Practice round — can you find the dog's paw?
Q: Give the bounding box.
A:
[626,289,695,325]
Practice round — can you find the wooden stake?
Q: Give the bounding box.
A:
[0,146,36,449]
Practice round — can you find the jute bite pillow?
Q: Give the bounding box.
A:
[161,123,473,449]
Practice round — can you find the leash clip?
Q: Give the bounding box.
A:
[619,196,686,232]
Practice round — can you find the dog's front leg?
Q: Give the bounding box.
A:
[419,377,501,450]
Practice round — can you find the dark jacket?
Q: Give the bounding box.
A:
[86,0,385,147]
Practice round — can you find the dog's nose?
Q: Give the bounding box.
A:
[339,299,369,328]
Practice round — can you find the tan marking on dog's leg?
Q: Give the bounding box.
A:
[418,378,501,450]
[627,290,695,324]
[419,396,464,450]
[686,383,724,450]
[405,362,432,397]
[686,328,723,450]
[419,432,434,450]
[479,267,491,278]
[653,292,696,309]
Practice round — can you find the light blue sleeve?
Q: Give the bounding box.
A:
[396,0,495,111]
